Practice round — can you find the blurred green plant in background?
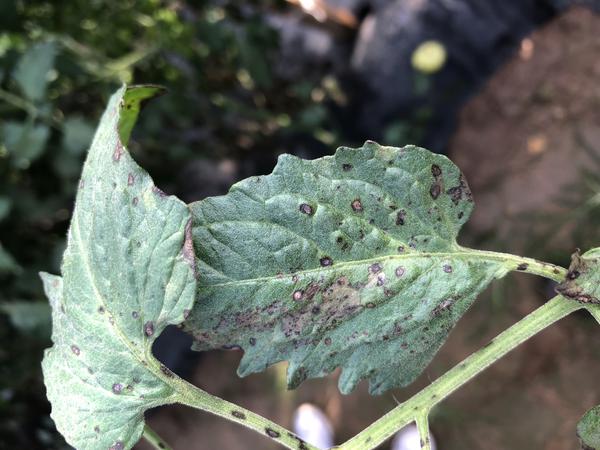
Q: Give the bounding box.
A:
[0,1,342,447]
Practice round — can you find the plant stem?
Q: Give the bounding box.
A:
[337,295,582,450]
[468,248,567,282]
[142,424,172,450]
[415,411,432,450]
[172,380,320,450]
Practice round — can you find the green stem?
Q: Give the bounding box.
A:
[142,424,172,450]
[338,295,581,450]
[172,380,320,450]
[468,248,567,282]
[415,411,432,450]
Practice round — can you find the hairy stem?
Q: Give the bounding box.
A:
[338,295,582,450]
[172,380,319,450]
[142,424,172,450]
[468,248,567,282]
[415,411,432,450]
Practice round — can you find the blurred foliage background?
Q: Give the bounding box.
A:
[1,0,599,449]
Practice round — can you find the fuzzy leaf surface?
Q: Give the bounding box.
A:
[184,142,517,394]
[578,405,600,449]
[41,86,196,450]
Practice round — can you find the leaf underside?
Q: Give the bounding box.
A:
[184,141,512,394]
[578,405,600,449]
[41,86,196,450]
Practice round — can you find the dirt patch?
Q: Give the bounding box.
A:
[450,7,600,256]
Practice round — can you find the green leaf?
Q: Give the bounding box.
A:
[578,405,600,449]
[117,84,166,144]
[0,301,51,339]
[12,41,57,102]
[2,120,50,169]
[184,141,520,394]
[556,248,600,303]
[41,85,197,450]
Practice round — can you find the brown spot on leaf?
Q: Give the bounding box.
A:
[132,197,138,206]
[160,364,175,378]
[112,142,124,162]
[249,337,256,346]
[299,203,314,215]
[396,209,406,225]
[432,298,455,316]
[567,270,580,280]
[70,345,80,356]
[292,290,304,301]
[144,321,154,337]
[446,174,473,205]
[351,198,363,212]
[431,164,442,177]
[320,256,333,267]
[443,264,453,273]
[112,383,123,394]
[369,263,382,273]
[342,163,353,171]
[183,219,197,277]
[109,441,124,450]
[517,263,529,271]
[152,186,167,197]
[324,337,332,345]
[430,183,441,199]
[395,266,405,277]
[127,173,135,186]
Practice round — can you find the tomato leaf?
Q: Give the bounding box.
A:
[184,141,515,394]
[41,85,196,450]
[578,405,600,449]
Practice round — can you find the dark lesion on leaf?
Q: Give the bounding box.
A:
[556,249,600,304]
[446,173,473,205]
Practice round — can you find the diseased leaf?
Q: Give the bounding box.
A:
[556,248,600,304]
[578,405,600,449]
[41,85,197,450]
[184,141,522,394]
